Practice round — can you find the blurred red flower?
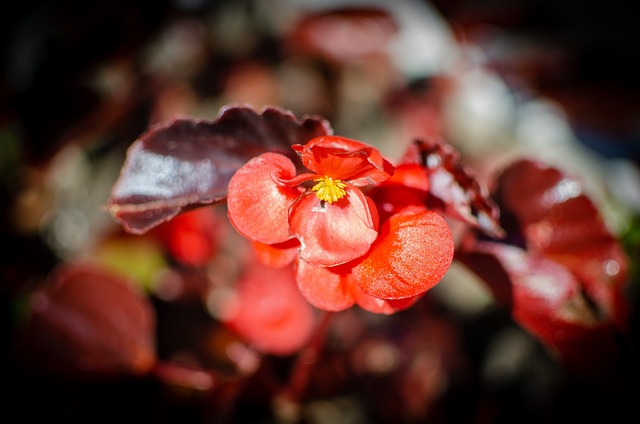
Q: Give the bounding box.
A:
[227,136,454,313]
[150,207,224,267]
[220,260,316,356]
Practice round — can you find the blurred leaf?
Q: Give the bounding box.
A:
[284,7,398,64]
[0,126,22,179]
[105,104,332,234]
[620,213,640,284]
[458,242,623,382]
[13,262,156,381]
[497,159,630,329]
[457,159,631,381]
[95,235,167,292]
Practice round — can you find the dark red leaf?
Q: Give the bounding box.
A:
[105,104,332,234]
[400,138,504,238]
[456,159,631,382]
[497,159,630,330]
[458,242,624,383]
[13,263,156,381]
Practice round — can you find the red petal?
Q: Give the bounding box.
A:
[292,136,394,185]
[289,188,378,266]
[295,260,356,311]
[150,207,223,267]
[351,283,423,315]
[384,163,430,194]
[227,152,301,244]
[354,208,454,299]
[370,186,427,223]
[368,163,431,223]
[251,239,300,268]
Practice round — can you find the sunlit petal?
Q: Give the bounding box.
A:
[251,239,300,268]
[292,136,394,184]
[227,152,301,244]
[353,208,454,299]
[383,163,430,194]
[295,259,356,311]
[351,283,424,315]
[290,189,378,266]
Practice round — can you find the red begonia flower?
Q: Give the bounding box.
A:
[227,136,394,266]
[226,135,454,314]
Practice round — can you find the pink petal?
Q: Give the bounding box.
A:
[353,208,454,299]
[289,188,378,266]
[227,152,301,244]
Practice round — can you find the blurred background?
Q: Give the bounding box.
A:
[1,0,639,422]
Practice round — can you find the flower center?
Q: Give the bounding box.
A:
[312,176,347,203]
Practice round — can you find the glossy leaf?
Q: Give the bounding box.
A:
[497,159,630,330]
[106,104,332,234]
[458,242,624,382]
[457,159,631,381]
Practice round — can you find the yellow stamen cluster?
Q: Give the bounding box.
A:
[312,176,347,203]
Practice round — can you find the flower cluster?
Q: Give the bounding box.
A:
[226,136,454,313]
